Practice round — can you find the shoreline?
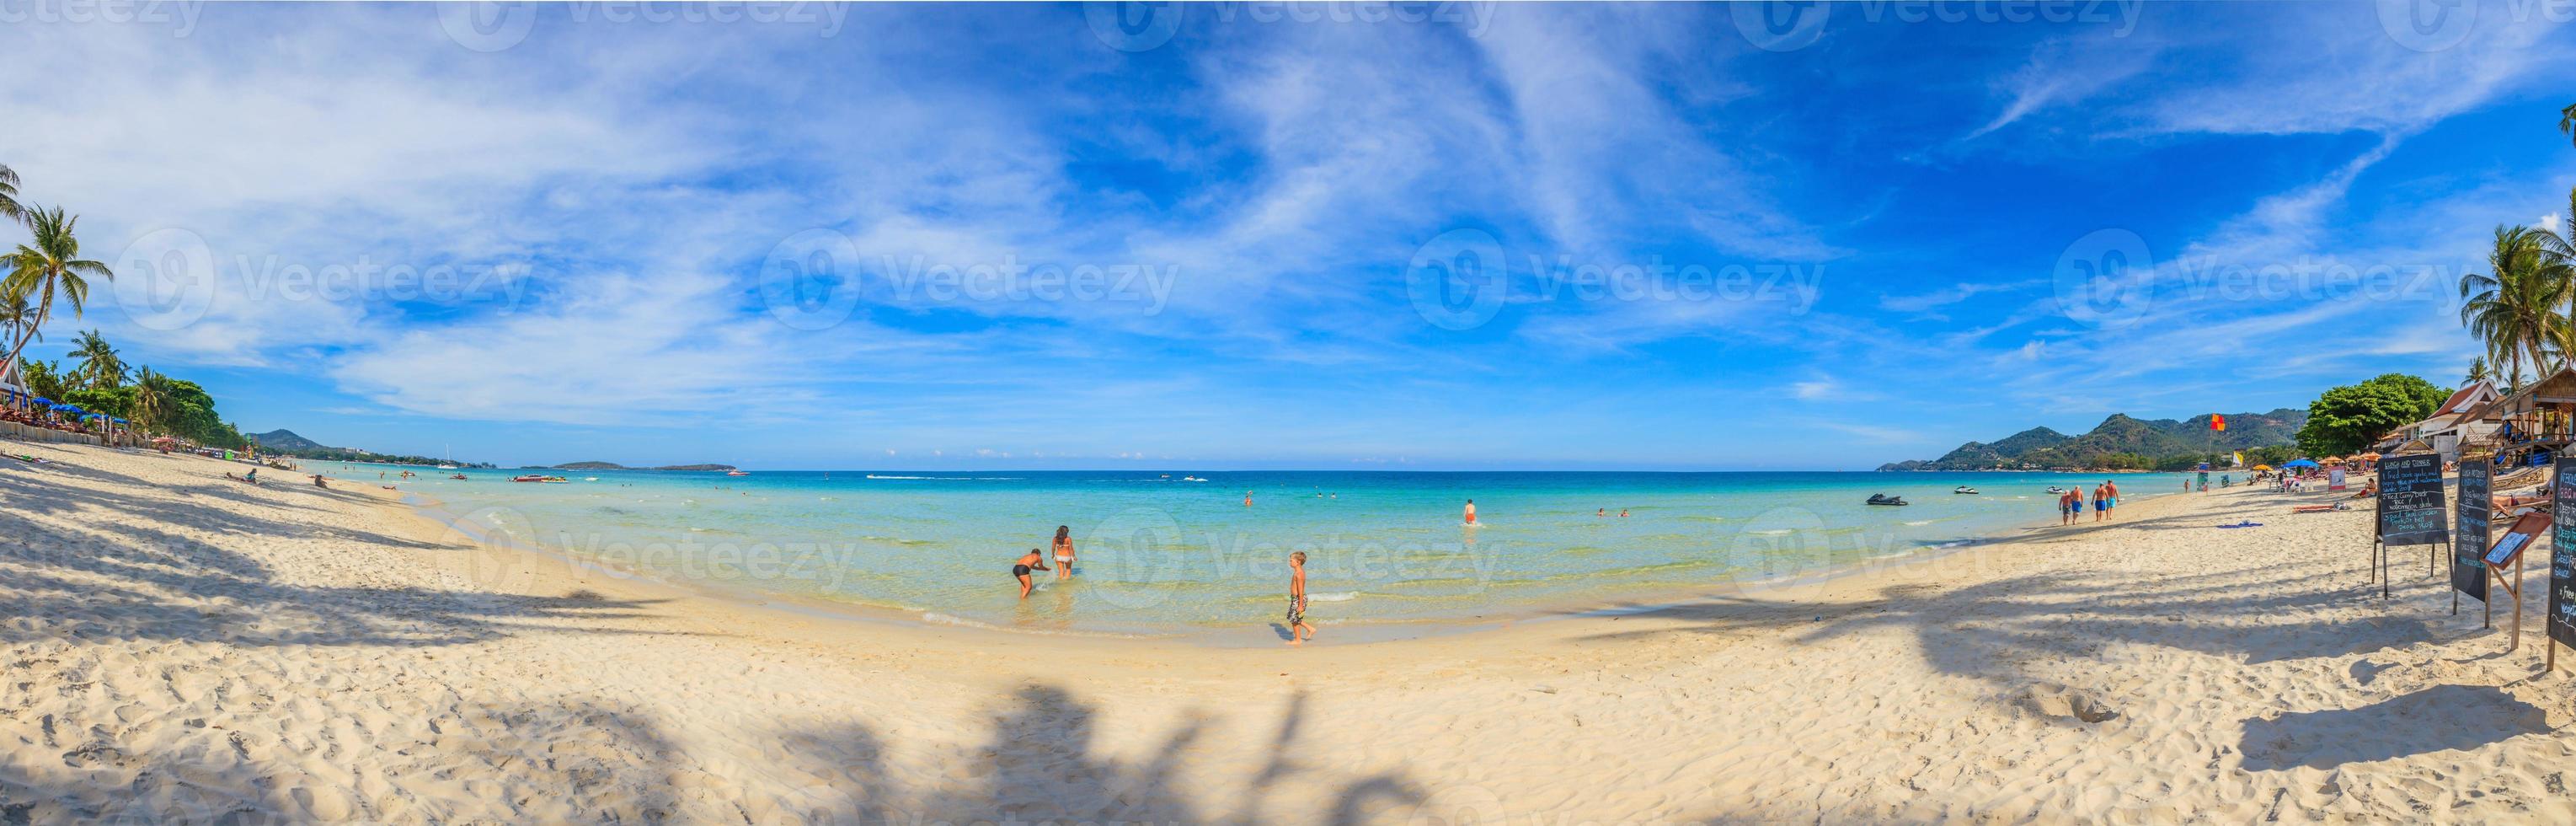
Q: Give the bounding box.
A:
[18,442,2555,823]
[373,467,2209,647]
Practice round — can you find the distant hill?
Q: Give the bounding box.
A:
[250,429,329,453]
[248,429,495,468]
[540,461,737,472]
[1880,409,2306,471]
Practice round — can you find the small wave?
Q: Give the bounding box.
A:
[1306,592,1358,602]
[1903,519,1935,526]
[1747,528,1794,536]
[865,475,1026,480]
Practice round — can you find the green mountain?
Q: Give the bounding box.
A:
[249,429,493,468]
[1880,409,2306,470]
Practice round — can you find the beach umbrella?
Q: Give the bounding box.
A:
[2284,459,2319,469]
[2252,464,2272,470]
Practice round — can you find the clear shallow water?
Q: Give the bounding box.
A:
[350,467,2191,634]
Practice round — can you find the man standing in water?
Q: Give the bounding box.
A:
[1285,550,1314,646]
[1464,499,1477,525]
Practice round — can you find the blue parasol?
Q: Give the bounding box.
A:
[2282,459,2319,469]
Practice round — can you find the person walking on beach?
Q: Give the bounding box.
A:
[1285,550,1314,646]
[2092,483,2108,523]
[1011,548,1051,599]
[1050,525,1076,581]
[2102,480,2119,521]
[1463,499,1477,525]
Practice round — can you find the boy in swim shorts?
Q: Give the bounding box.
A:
[1285,550,1313,646]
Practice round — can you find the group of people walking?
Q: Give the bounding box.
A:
[2059,480,2119,525]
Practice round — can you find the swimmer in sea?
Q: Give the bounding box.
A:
[1012,548,1051,598]
[1051,525,1075,581]
[1464,499,1477,524]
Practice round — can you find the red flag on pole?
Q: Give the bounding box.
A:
[2210,414,2226,432]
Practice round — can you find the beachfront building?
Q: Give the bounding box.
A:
[2380,379,2503,464]
[2459,370,2576,468]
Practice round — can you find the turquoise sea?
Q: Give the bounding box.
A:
[354,467,2198,635]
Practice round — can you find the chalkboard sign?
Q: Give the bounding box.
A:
[2376,454,2449,545]
[2456,458,2490,601]
[2552,457,2576,648]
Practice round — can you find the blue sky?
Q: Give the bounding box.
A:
[3,2,2573,469]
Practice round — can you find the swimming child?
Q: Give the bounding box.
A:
[1464,499,1477,524]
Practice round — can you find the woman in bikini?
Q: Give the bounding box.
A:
[1011,548,1051,598]
[1051,525,1076,580]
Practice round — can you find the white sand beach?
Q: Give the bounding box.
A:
[3,442,2569,823]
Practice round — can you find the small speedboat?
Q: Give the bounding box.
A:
[2045,486,2066,494]
[725,469,750,476]
[510,474,548,483]
[447,473,468,480]
[1865,494,1909,507]
[1953,486,1979,495]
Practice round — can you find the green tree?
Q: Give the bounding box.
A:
[2466,355,2492,385]
[2,207,112,375]
[2460,225,2575,389]
[69,329,124,390]
[2295,373,2450,457]
[131,367,174,433]
[19,358,66,400]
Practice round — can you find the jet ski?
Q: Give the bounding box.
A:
[1865,494,1909,507]
[2045,486,2066,494]
[1953,486,1979,495]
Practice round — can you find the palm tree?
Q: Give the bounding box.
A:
[2563,102,2576,149]
[2467,355,2493,385]
[1,206,111,376]
[0,292,35,353]
[2459,225,2576,391]
[70,330,124,390]
[0,163,20,226]
[131,366,172,434]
